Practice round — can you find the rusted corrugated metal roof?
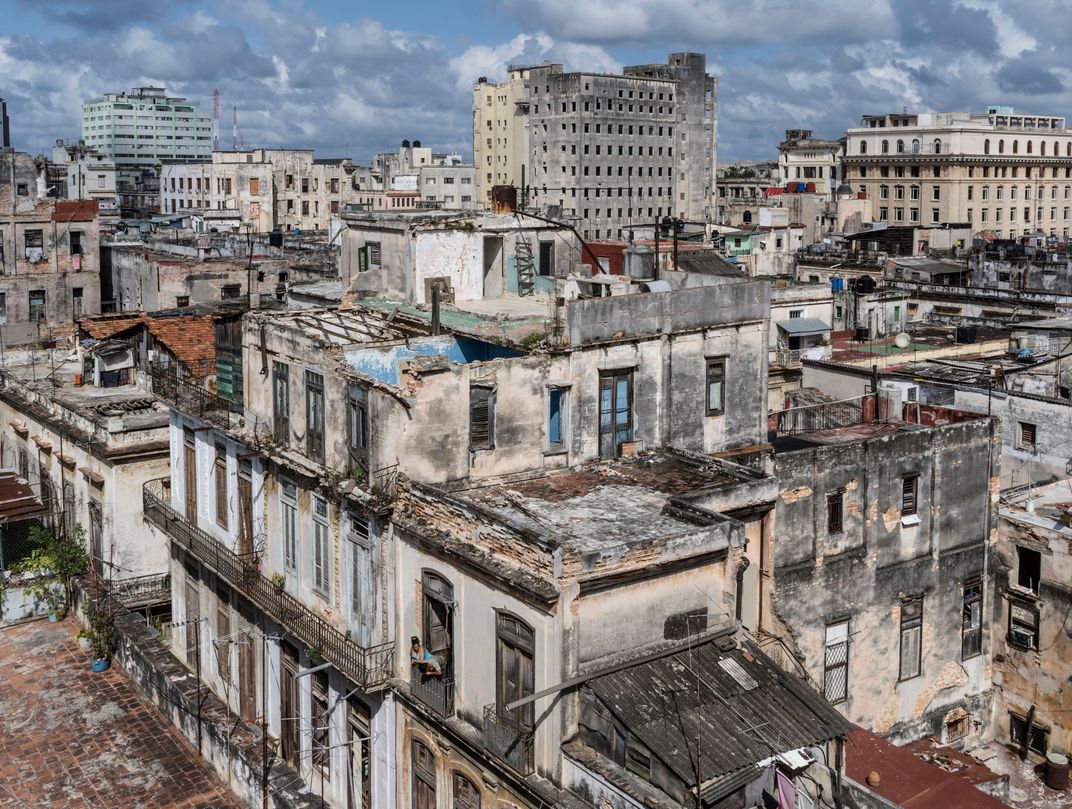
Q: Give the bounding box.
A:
[0,469,47,523]
[51,200,99,222]
[586,637,850,788]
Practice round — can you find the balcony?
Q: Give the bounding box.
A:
[410,666,455,717]
[143,478,393,691]
[483,704,534,775]
[150,368,240,431]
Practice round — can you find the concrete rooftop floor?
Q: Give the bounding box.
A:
[0,618,243,809]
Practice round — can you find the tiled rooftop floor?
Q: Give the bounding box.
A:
[0,617,243,809]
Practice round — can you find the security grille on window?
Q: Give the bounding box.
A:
[899,598,923,681]
[827,491,844,534]
[1010,712,1049,756]
[1008,602,1039,650]
[962,578,983,659]
[221,283,241,299]
[469,385,495,450]
[824,621,849,704]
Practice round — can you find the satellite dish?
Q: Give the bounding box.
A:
[894,332,911,349]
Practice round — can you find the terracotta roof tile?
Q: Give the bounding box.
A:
[146,316,216,374]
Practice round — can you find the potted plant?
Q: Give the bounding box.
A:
[307,646,322,665]
[270,571,285,590]
[77,627,93,651]
[88,606,117,672]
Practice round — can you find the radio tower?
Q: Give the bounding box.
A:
[212,89,220,151]
[232,105,237,151]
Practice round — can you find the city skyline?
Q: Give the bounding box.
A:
[1,0,1068,162]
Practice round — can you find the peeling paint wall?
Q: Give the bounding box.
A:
[772,417,998,745]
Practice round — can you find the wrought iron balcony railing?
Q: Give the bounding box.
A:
[410,666,455,717]
[105,572,172,609]
[150,369,239,431]
[483,704,534,775]
[143,477,393,691]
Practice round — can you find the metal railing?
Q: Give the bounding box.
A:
[410,667,455,717]
[483,704,534,775]
[150,369,239,431]
[772,395,867,437]
[143,478,393,691]
[105,572,172,608]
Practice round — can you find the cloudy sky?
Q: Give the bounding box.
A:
[0,0,1066,164]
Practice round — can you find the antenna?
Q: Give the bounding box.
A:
[232,105,237,151]
[212,89,220,151]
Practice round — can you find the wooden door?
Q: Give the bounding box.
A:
[183,429,198,522]
[280,644,300,765]
[238,630,256,721]
[238,466,253,556]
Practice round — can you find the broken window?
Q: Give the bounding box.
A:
[347,385,369,474]
[214,444,228,530]
[824,620,849,704]
[547,387,568,452]
[1008,601,1039,650]
[1017,546,1041,593]
[72,287,84,318]
[305,370,325,462]
[69,230,83,255]
[898,597,923,681]
[23,230,42,259]
[281,479,297,573]
[1010,712,1049,756]
[706,358,726,416]
[469,385,495,451]
[625,744,653,779]
[495,611,535,743]
[272,361,290,446]
[452,772,480,809]
[1019,421,1037,447]
[538,241,554,277]
[411,740,437,809]
[221,283,241,299]
[962,578,983,660]
[826,490,844,534]
[902,473,918,516]
[599,370,634,459]
[312,495,330,597]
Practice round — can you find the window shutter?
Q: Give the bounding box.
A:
[900,624,921,680]
[470,387,494,449]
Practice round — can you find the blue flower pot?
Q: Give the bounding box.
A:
[48,611,59,623]
[91,659,110,673]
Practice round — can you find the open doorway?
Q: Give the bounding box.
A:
[483,236,503,297]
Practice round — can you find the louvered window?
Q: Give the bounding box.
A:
[902,474,918,515]
[899,597,923,681]
[469,386,495,450]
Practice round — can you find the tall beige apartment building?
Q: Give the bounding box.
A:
[472,52,717,240]
[842,108,1072,240]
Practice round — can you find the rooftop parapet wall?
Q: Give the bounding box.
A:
[566,283,769,346]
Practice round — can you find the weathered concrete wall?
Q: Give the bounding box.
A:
[772,417,998,745]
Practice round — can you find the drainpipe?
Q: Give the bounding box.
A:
[734,557,751,622]
[430,282,441,336]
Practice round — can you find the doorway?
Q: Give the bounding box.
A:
[483,236,503,297]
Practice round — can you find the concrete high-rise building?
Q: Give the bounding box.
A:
[842,108,1072,239]
[473,52,718,240]
[80,86,214,168]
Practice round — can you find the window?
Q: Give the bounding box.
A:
[216,586,231,683]
[495,611,535,744]
[1019,421,1036,448]
[349,511,370,617]
[221,283,241,299]
[421,571,454,682]
[469,386,495,451]
[311,670,331,775]
[72,287,84,318]
[238,460,253,554]
[824,621,849,704]
[902,474,918,516]
[706,358,726,416]
[962,578,983,660]
[1017,546,1041,593]
[312,495,330,596]
[452,772,481,809]
[70,231,83,256]
[547,387,568,452]
[1008,601,1039,650]
[347,385,369,473]
[599,370,634,459]
[281,479,297,572]
[1010,712,1049,756]
[826,491,844,534]
[538,241,554,277]
[214,444,228,530]
[306,371,325,462]
[249,177,260,195]
[898,598,923,681]
[176,295,190,308]
[272,362,290,446]
[412,740,436,809]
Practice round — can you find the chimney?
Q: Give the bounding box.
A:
[0,97,10,149]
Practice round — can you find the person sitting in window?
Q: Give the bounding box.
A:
[410,635,443,676]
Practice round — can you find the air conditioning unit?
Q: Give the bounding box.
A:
[1010,628,1035,648]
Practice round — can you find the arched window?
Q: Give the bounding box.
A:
[896,139,905,154]
[412,740,437,809]
[452,772,482,809]
[860,141,868,155]
[1055,141,1060,157]
[494,610,536,770]
[984,139,990,155]
[999,140,1005,154]
[1027,141,1033,154]
[911,139,920,154]
[881,140,889,155]
[420,570,455,683]
[1013,140,1019,154]
[1041,142,1048,156]
[1067,143,1071,158]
